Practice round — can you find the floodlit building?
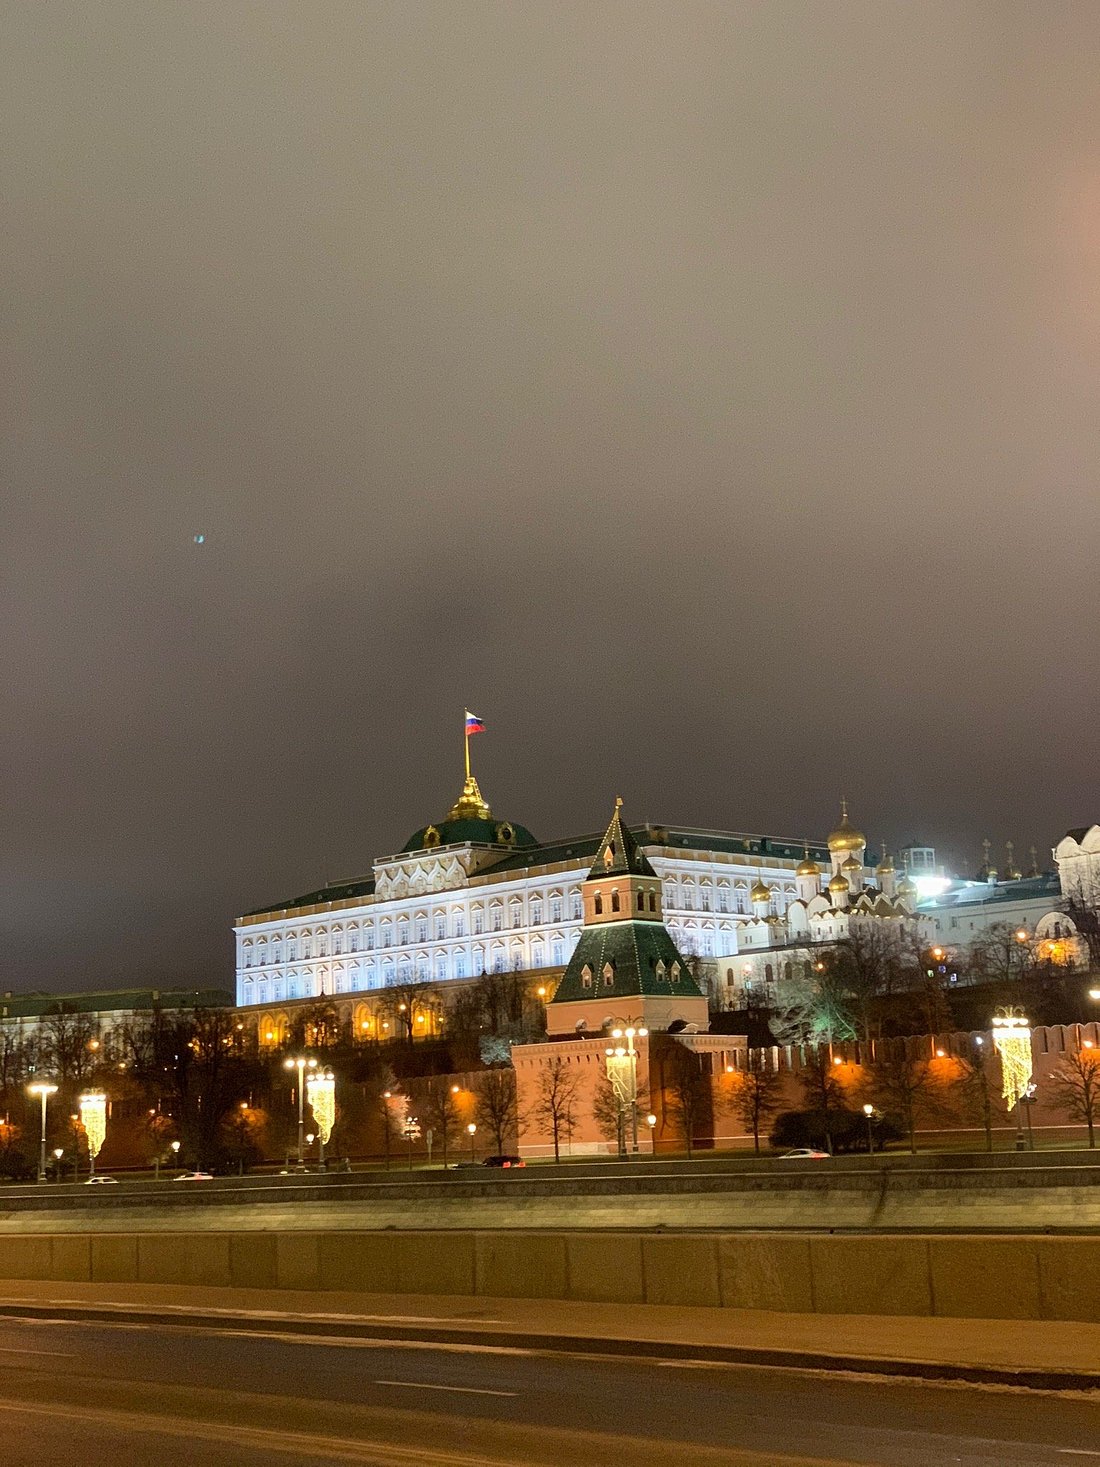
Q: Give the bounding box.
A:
[234,764,844,1026]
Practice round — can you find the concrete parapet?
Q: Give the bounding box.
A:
[565,1233,645,1303]
[718,1234,813,1313]
[0,1228,1096,1323]
[809,1235,933,1317]
[476,1232,566,1300]
[928,1237,1042,1320]
[642,1235,720,1308]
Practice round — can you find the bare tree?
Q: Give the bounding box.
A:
[381,982,436,1045]
[865,1045,949,1154]
[421,1078,461,1168]
[661,1044,709,1158]
[968,922,1033,985]
[1049,1048,1100,1148]
[772,962,857,1046]
[532,1057,580,1162]
[39,1010,99,1082]
[729,1048,784,1154]
[952,1052,1005,1152]
[473,1069,521,1155]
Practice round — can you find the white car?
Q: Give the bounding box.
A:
[84,1175,119,1185]
[779,1148,830,1159]
[173,1170,214,1181]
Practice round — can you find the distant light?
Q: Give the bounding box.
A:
[913,876,951,900]
[193,533,205,544]
[832,1056,843,1066]
[936,1049,945,1058]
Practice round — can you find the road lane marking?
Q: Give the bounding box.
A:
[0,1347,76,1357]
[375,1380,517,1398]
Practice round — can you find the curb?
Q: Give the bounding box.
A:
[0,1299,1095,1394]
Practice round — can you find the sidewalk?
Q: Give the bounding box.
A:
[0,1278,1097,1390]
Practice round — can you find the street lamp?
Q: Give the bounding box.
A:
[992,1007,1034,1151]
[645,1112,657,1154]
[284,1055,318,1167]
[466,1121,477,1162]
[862,1103,876,1155]
[52,1147,63,1182]
[605,1027,648,1155]
[305,1067,336,1168]
[79,1092,107,1179]
[27,1082,58,1183]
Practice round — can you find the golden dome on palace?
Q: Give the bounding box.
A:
[877,851,896,873]
[828,872,849,893]
[827,799,865,853]
[841,853,862,873]
[750,878,771,901]
[796,855,820,877]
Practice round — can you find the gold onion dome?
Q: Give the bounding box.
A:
[841,853,862,873]
[750,878,771,901]
[897,874,917,897]
[827,799,866,854]
[877,851,895,873]
[828,873,849,894]
[796,855,820,877]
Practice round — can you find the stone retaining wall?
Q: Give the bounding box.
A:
[0,1229,1097,1322]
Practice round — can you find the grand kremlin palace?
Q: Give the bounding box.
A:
[234,769,850,1027]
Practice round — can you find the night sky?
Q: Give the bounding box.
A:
[5,4,1100,993]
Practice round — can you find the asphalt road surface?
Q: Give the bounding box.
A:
[0,1309,1094,1465]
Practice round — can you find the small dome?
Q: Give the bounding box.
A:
[841,854,862,873]
[827,800,866,854]
[750,879,771,901]
[897,874,917,898]
[828,873,849,894]
[876,852,895,874]
[796,856,820,877]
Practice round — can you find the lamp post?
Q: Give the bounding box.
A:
[52,1148,64,1183]
[306,1067,336,1169]
[27,1082,58,1183]
[645,1112,657,1155]
[862,1103,875,1155]
[284,1055,317,1168]
[605,1026,648,1156]
[992,1007,1033,1152]
[466,1122,477,1163]
[79,1092,107,1179]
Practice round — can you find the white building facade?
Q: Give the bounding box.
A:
[234,773,833,1013]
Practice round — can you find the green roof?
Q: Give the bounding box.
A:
[587,801,657,879]
[551,919,702,1005]
[0,987,232,1021]
[401,817,538,854]
[242,876,376,918]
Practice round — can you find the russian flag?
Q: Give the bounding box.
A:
[465,710,486,735]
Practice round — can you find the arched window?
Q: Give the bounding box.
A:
[637,891,644,911]
[594,893,603,915]
[649,891,657,912]
[611,889,620,913]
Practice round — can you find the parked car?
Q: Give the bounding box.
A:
[483,1155,526,1169]
[84,1175,119,1185]
[779,1148,830,1159]
[173,1170,214,1181]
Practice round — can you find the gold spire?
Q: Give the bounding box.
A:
[446,774,492,823]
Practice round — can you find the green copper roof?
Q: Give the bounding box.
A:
[401,817,538,854]
[241,876,376,917]
[587,801,657,879]
[0,987,232,1020]
[551,919,702,1005]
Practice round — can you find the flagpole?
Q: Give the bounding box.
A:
[464,709,471,781]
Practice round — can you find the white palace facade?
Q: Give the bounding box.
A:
[234,767,939,1018]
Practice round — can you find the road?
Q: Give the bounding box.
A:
[0,1306,1093,1465]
